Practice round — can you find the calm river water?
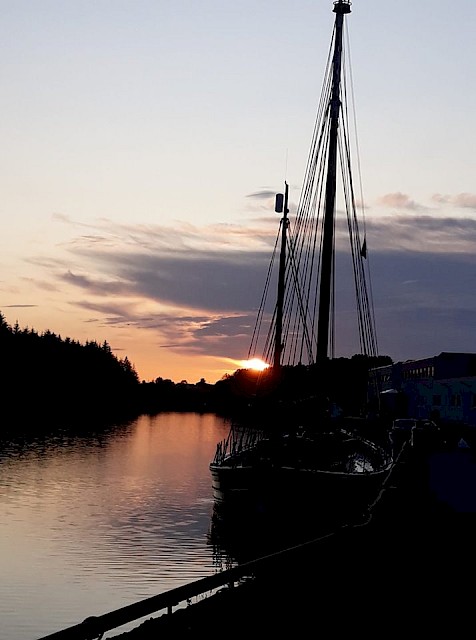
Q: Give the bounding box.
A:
[0,412,233,640]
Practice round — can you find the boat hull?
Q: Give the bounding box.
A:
[210,457,391,525]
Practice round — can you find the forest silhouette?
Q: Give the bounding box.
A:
[0,311,391,431]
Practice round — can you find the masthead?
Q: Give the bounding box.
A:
[333,0,351,14]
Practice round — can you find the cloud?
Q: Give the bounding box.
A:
[61,270,132,295]
[21,204,476,365]
[246,190,277,200]
[61,249,269,312]
[71,295,259,359]
[431,192,476,210]
[3,303,38,308]
[377,192,421,210]
[355,215,476,254]
[367,250,476,360]
[63,246,272,361]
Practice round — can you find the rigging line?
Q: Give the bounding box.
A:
[364,243,379,354]
[283,134,326,365]
[281,240,305,364]
[295,110,329,361]
[296,108,332,331]
[261,224,288,362]
[345,19,379,355]
[339,129,364,354]
[339,109,377,358]
[341,29,379,357]
[311,138,329,359]
[328,208,336,361]
[269,23,358,366]
[293,31,333,236]
[284,152,321,361]
[247,227,280,360]
[344,17,366,239]
[285,231,315,363]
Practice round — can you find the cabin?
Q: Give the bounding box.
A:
[369,352,476,428]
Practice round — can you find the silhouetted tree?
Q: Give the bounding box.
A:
[0,311,141,431]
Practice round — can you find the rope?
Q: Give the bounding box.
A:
[246,8,380,371]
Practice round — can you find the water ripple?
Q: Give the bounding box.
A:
[0,413,232,640]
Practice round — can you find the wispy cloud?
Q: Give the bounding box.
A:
[431,192,476,210]
[355,215,476,254]
[377,192,422,210]
[246,190,277,200]
[19,199,476,364]
[3,303,38,308]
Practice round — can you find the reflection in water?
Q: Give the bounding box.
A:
[207,496,337,570]
[0,412,231,640]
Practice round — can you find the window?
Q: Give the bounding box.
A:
[450,394,461,407]
[433,395,441,406]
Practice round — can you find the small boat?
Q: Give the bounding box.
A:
[210,0,393,526]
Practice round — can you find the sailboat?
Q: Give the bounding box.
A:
[210,0,393,525]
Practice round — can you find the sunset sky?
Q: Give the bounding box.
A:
[1,0,475,384]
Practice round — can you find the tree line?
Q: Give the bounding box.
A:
[0,311,392,432]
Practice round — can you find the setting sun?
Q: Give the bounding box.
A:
[239,358,270,372]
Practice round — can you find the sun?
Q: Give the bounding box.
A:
[239,358,270,372]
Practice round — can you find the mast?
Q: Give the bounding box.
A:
[274,182,289,369]
[316,0,351,362]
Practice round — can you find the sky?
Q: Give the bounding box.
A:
[1,0,475,384]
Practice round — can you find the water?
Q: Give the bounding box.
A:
[0,412,232,639]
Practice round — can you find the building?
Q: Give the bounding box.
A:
[369,352,476,427]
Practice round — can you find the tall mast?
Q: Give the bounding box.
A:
[316,0,351,362]
[274,182,289,369]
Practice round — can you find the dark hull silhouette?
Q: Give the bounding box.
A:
[210,426,392,526]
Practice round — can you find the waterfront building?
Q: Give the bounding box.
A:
[370,352,476,427]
